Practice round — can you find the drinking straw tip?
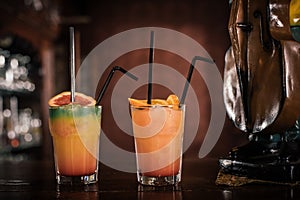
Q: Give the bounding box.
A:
[147,31,155,104]
[96,66,138,105]
[180,56,214,104]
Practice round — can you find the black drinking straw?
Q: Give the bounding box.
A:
[147,31,154,104]
[180,56,214,104]
[96,66,138,105]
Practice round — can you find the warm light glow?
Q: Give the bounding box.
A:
[24,133,33,142]
[0,55,5,67]
[7,131,16,139]
[10,139,19,148]
[5,69,14,84]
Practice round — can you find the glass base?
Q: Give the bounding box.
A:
[137,173,181,186]
[56,172,98,185]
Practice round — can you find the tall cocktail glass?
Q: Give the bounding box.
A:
[130,103,185,186]
[49,104,101,185]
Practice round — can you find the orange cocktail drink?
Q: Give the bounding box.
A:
[48,92,101,185]
[129,95,185,186]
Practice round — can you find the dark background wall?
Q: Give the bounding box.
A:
[55,0,248,159]
[0,0,248,160]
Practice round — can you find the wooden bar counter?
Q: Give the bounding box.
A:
[0,150,299,200]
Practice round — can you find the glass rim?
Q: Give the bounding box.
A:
[49,104,102,109]
[130,104,185,109]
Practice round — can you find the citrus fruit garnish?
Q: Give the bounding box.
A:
[128,98,169,106]
[128,94,179,106]
[166,94,180,105]
[150,99,168,105]
[128,98,149,107]
[48,91,96,107]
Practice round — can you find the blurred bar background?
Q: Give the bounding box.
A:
[0,0,247,161]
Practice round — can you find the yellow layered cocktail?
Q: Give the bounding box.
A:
[129,94,185,186]
[48,91,101,185]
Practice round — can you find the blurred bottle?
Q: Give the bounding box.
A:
[290,0,300,42]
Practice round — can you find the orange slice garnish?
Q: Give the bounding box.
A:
[128,98,169,106]
[128,98,149,106]
[129,94,180,107]
[166,94,180,105]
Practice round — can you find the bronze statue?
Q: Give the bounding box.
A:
[220,0,300,184]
